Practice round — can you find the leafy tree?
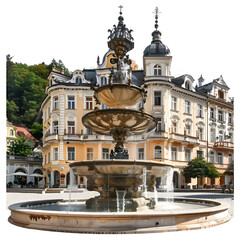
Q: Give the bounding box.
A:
[6,55,71,128]
[31,123,43,140]
[7,100,20,124]
[8,137,32,156]
[28,63,50,79]
[183,157,221,180]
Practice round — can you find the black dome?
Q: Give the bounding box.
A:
[143,30,170,57]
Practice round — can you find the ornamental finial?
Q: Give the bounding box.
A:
[153,7,161,30]
[119,5,123,15]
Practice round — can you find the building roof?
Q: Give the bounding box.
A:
[15,126,38,143]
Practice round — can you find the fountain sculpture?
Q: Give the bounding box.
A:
[8,7,230,233]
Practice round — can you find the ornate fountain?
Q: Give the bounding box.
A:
[8,7,230,233]
[71,7,174,211]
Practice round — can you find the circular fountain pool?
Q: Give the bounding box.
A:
[9,197,230,233]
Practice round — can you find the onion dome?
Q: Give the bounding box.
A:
[144,7,170,57]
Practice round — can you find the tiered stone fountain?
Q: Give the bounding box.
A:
[8,8,230,233]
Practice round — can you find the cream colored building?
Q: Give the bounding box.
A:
[41,17,233,189]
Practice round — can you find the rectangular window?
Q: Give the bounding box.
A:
[86,128,92,135]
[85,96,93,110]
[67,121,75,134]
[68,147,75,160]
[68,96,75,109]
[197,104,203,117]
[197,150,203,158]
[185,149,191,161]
[210,107,215,119]
[87,148,94,160]
[186,125,191,135]
[102,148,109,160]
[210,128,216,142]
[101,77,107,86]
[155,118,162,132]
[210,151,215,163]
[219,131,224,142]
[171,147,177,160]
[138,148,144,160]
[218,110,223,121]
[154,91,161,106]
[48,107,50,119]
[228,113,232,124]
[44,111,47,122]
[198,128,203,140]
[53,96,59,110]
[53,148,58,161]
[53,121,58,134]
[228,154,232,164]
[44,155,47,165]
[217,153,223,164]
[171,96,177,110]
[172,122,177,133]
[48,152,50,163]
[184,101,191,114]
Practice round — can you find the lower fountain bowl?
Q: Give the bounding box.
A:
[8,198,230,234]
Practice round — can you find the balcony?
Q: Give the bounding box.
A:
[214,141,234,150]
[44,133,58,142]
[169,133,185,143]
[149,130,167,139]
[7,155,42,164]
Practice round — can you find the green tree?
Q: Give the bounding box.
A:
[183,157,221,180]
[31,122,43,140]
[7,100,20,124]
[8,137,32,156]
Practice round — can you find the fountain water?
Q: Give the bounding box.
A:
[8,7,230,233]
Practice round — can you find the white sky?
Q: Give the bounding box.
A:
[1,0,239,94]
[1,0,240,239]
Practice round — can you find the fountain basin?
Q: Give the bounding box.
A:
[82,109,157,136]
[69,159,173,197]
[95,84,144,108]
[8,198,230,233]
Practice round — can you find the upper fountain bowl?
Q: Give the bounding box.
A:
[95,84,143,108]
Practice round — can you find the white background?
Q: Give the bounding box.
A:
[0,0,239,239]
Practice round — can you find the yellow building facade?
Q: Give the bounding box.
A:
[41,20,233,189]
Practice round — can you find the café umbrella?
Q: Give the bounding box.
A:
[7,172,28,176]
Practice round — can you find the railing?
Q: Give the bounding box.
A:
[44,133,58,142]
[214,141,234,149]
[7,155,42,163]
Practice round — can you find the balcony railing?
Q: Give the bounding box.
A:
[214,141,234,149]
[7,155,42,163]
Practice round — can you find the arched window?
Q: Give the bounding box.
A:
[154,146,162,159]
[154,65,162,76]
[76,77,81,84]
[185,81,190,90]
[10,129,14,136]
[101,77,107,86]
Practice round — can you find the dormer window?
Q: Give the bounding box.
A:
[218,90,224,99]
[154,65,162,76]
[185,81,190,90]
[76,77,81,84]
